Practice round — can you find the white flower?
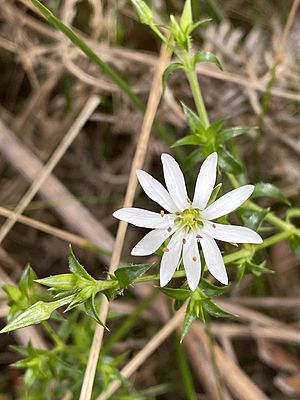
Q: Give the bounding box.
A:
[113,153,262,291]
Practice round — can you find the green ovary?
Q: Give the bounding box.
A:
[174,207,203,232]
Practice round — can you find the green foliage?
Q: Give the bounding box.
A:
[114,263,152,289]
[253,182,290,205]
[162,62,184,92]
[192,51,223,70]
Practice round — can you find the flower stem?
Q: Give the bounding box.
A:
[185,66,210,128]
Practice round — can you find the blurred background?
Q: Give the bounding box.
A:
[0,0,300,399]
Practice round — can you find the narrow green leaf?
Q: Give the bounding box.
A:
[181,305,197,342]
[159,287,191,300]
[207,183,222,206]
[162,62,184,92]
[0,297,72,333]
[180,0,192,32]
[192,51,223,70]
[253,183,290,206]
[65,286,93,311]
[115,264,152,289]
[218,147,243,174]
[204,301,236,318]
[172,134,203,148]
[19,265,37,295]
[181,102,206,134]
[188,18,212,34]
[84,295,108,330]
[31,0,144,111]
[68,246,94,281]
[217,126,252,145]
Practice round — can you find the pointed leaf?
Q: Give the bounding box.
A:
[217,126,252,145]
[35,274,77,291]
[162,62,184,92]
[243,209,268,230]
[114,264,152,289]
[181,102,206,134]
[199,279,228,297]
[192,51,223,70]
[253,183,290,206]
[204,301,236,318]
[84,295,108,330]
[172,134,204,148]
[68,246,94,281]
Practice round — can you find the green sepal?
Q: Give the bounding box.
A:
[162,62,184,92]
[130,0,154,26]
[253,182,290,206]
[207,183,222,206]
[65,286,93,311]
[159,287,191,300]
[180,0,192,32]
[199,279,228,297]
[114,263,152,289]
[192,51,223,70]
[68,245,94,281]
[84,294,109,330]
[204,301,236,318]
[0,296,73,333]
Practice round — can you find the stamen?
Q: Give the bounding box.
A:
[160,210,165,217]
[167,226,172,232]
[212,223,216,229]
[182,238,186,244]
[175,212,180,216]
[196,234,202,239]
[192,256,197,262]
[163,247,169,253]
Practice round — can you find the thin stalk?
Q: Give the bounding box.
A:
[42,321,64,348]
[185,66,210,128]
[174,331,197,400]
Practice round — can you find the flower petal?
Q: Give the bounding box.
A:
[202,185,254,220]
[202,221,263,244]
[200,234,228,285]
[113,208,174,229]
[193,152,218,210]
[136,170,178,213]
[183,233,201,291]
[160,230,184,287]
[131,228,174,256]
[161,153,189,211]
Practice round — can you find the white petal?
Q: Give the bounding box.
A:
[193,152,218,210]
[131,228,174,256]
[183,233,201,291]
[200,234,228,285]
[202,185,254,220]
[160,230,184,287]
[113,208,174,229]
[136,170,178,213]
[161,153,189,211]
[202,221,263,244]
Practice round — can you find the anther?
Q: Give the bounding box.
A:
[196,234,202,239]
[182,238,186,244]
[160,210,165,217]
[167,226,172,232]
[163,247,169,252]
[175,212,180,216]
[212,223,216,229]
[192,256,197,262]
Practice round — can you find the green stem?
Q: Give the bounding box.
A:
[174,331,197,400]
[185,66,210,128]
[42,321,64,348]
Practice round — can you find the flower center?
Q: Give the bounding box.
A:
[174,207,203,232]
